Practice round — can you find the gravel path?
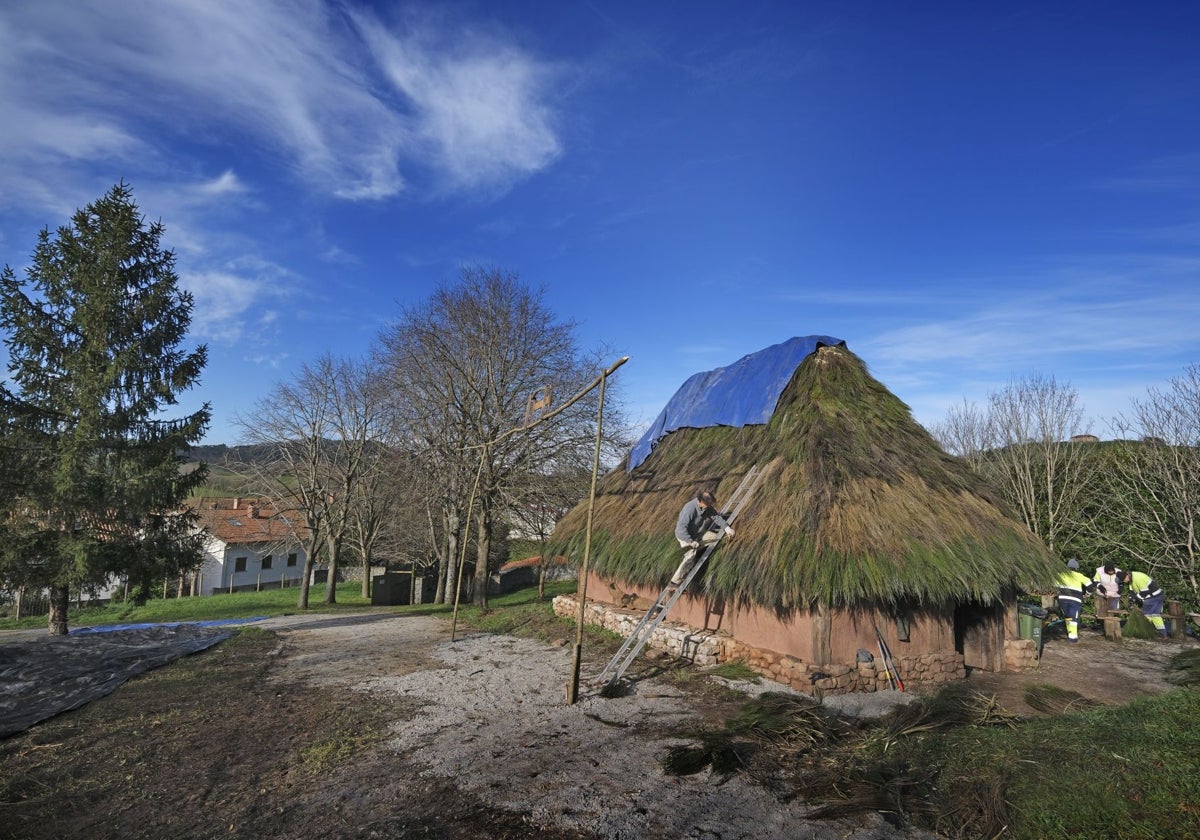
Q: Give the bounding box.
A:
[274,615,930,840]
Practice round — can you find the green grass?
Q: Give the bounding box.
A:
[893,689,1200,838]
[704,660,762,682]
[0,582,439,631]
[0,579,584,634]
[450,579,616,646]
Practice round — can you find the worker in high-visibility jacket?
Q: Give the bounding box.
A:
[1120,569,1168,637]
[1056,558,1097,643]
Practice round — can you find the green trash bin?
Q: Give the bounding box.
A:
[1017,603,1047,649]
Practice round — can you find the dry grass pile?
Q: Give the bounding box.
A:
[1166,647,1200,687]
[1022,684,1103,715]
[661,683,1023,833]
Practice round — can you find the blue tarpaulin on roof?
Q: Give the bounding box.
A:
[628,335,845,471]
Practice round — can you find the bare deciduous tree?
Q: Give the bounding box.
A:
[929,398,992,473]
[1105,365,1200,594]
[236,355,384,608]
[376,266,624,608]
[932,374,1095,555]
[985,374,1095,553]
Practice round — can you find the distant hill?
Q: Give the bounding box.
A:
[182,441,376,498]
[182,445,277,498]
[185,444,277,466]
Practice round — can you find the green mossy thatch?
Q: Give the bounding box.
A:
[549,344,1058,611]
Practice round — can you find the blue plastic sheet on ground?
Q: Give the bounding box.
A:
[628,335,845,471]
[70,616,268,634]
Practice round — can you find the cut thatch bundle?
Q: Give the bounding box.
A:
[550,343,1057,612]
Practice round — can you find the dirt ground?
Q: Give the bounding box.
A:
[965,621,1185,715]
[0,611,1190,840]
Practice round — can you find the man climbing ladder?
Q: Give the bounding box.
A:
[593,466,763,690]
[669,489,735,588]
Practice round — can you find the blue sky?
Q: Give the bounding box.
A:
[2,0,1199,446]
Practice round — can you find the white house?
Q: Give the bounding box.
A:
[192,497,310,595]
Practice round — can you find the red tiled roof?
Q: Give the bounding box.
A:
[190,497,309,545]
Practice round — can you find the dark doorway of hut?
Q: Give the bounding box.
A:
[953,601,1006,672]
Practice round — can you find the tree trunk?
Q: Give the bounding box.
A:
[297,555,316,609]
[48,585,70,636]
[440,509,458,605]
[324,536,339,605]
[473,511,490,609]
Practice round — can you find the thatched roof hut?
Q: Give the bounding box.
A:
[550,338,1059,691]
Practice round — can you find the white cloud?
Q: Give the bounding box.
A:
[184,269,273,345]
[193,171,247,200]
[0,0,565,204]
[354,9,563,194]
[863,270,1200,372]
[1091,153,1200,195]
[853,265,1200,434]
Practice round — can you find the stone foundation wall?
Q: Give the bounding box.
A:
[1003,638,1039,671]
[555,595,967,696]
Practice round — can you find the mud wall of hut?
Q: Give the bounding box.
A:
[574,572,976,695]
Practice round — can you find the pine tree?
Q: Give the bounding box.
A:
[0,182,211,634]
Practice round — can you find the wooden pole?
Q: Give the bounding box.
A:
[1168,599,1185,639]
[566,367,610,705]
[450,451,486,642]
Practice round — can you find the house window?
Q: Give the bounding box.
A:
[262,555,273,570]
[234,557,247,573]
[287,553,298,567]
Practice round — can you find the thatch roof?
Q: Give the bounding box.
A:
[549,343,1058,610]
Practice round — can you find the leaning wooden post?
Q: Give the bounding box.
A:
[450,450,487,642]
[566,368,609,705]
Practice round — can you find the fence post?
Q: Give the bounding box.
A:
[1168,600,1185,639]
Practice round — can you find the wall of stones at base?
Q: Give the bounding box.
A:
[553,595,968,695]
[1003,639,1039,672]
